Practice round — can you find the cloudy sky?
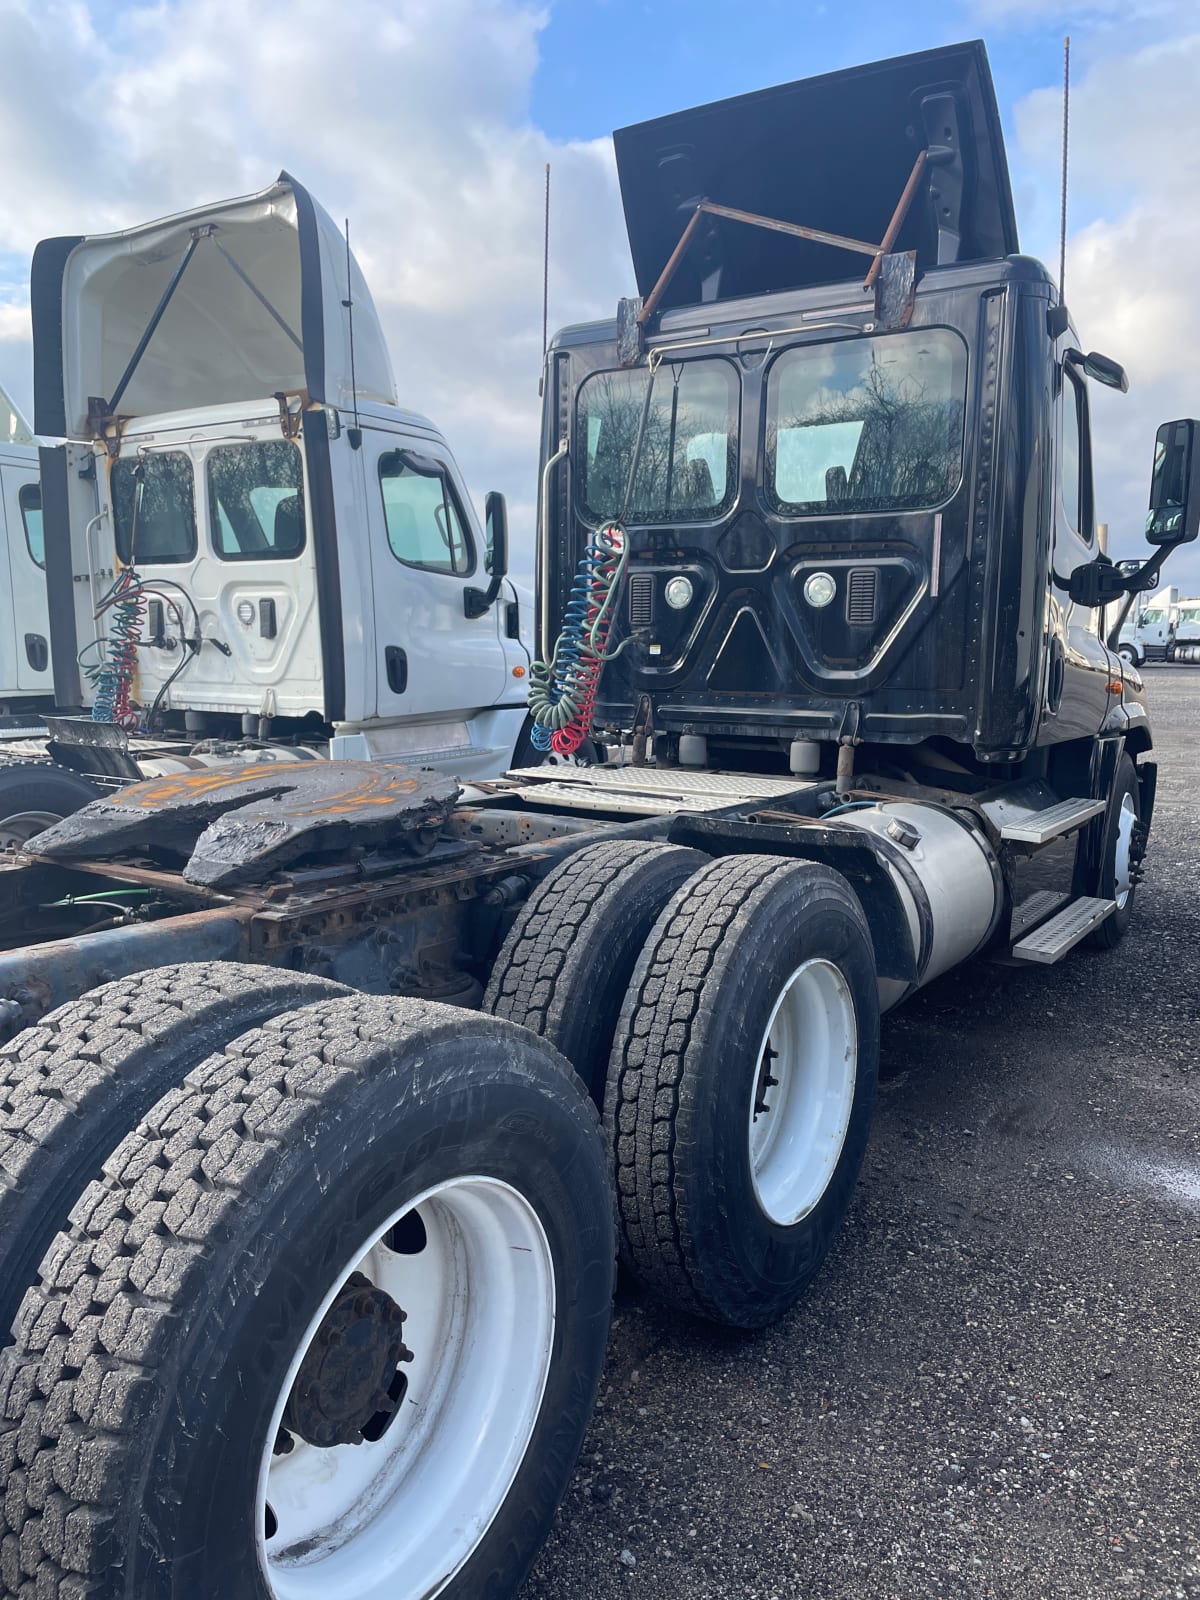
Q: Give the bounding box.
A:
[1,0,1198,590]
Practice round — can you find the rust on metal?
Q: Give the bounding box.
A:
[637,151,932,336]
[697,202,880,258]
[636,205,710,327]
[0,905,253,1036]
[872,250,917,329]
[864,149,929,289]
[28,761,462,889]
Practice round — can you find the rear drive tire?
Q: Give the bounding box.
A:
[605,855,879,1328]
[0,761,99,850]
[1086,752,1141,949]
[0,996,614,1600]
[0,962,348,1341]
[484,839,708,1100]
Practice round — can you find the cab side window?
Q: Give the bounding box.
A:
[1061,369,1093,542]
[378,452,474,576]
[19,483,44,568]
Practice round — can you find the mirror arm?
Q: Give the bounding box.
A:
[1067,549,1172,641]
[464,575,503,619]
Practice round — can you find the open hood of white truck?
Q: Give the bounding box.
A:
[31,173,396,438]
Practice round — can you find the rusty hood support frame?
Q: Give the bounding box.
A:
[622,148,929,362]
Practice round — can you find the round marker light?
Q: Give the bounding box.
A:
[665,576,694,610]
[803,571,837,609]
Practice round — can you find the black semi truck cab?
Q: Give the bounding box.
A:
[535,41,1185,783]
[0,43,1198,1600]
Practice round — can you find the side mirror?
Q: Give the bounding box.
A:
[464,490,508,619]
[1064,348,1129,393]
[485,490,509,579]
[1146,419,1200,545]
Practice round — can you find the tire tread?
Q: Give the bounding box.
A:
[0,995,598,1593]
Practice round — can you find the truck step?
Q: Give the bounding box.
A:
[1000,796,1104,846]
[1011,896,1115,964]
[1009,889,1069,941]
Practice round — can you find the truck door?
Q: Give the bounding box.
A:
[0,460,52,695]
[1048,362,1111,739]
[366,434,510,719]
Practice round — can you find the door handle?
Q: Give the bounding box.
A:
[385,646,408,694]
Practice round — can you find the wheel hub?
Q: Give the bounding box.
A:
[282,1271,413,1448]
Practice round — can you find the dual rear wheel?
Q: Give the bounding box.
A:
[0,841,881,1599]
[0,988,613,1600]
[487,842,880,1328]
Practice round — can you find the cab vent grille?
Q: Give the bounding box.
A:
[629,574,656,627]
[847,567,877,626]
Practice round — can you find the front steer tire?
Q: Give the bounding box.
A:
[605,855,880,1329]
[0,962,348,1342]
[0,996,615,1600]
[1086,752,1143,950]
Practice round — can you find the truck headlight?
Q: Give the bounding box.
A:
[803,571,837,608]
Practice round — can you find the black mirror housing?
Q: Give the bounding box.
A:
[1146,419,1200,545]
[485,490,509,579]
[1064,346,1129,393]
[465,491,509,619]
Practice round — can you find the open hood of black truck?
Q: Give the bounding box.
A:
[614,40,1019,312]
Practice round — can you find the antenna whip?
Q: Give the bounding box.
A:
[1068,37,1075,299]
[543,163,551,357]
[344,219,362,446]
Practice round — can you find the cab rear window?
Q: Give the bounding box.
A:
[766,329,967,515]
[111,453,196,565]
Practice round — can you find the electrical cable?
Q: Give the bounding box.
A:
[527,363,661,757]
[527,523,632,755]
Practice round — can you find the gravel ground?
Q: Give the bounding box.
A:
[524,665,1200,1600]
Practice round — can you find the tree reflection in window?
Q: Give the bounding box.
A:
[767,330,967,515]
[577,360,738,524]
[111,452,196,565]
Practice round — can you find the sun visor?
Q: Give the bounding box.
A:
[614,41,1019,313]
[32,173,396,438]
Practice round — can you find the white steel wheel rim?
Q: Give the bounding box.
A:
[748,958,858,1227]
[256,1175,556,1600]
[1113,792,1137,910]
[0,810,60,849]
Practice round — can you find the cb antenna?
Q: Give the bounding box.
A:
[543,163,551,357]
[344,218,362,450]
[1058,35,1071,300]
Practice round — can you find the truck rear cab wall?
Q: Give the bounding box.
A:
[543,262,1081,765]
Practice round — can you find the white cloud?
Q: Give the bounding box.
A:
[3,0,1198,602]
[1010,31,1200,591]
[0,0,633,560]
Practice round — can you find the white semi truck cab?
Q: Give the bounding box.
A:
[0,384,52,720]
[1116,585,1180,664]
[0,175,533,840]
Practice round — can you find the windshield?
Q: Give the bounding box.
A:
[1179,605,1200,623]
[208,441,307,560]
[111,452,196,565]
[766,329,967,515]
[576,359,738,524]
